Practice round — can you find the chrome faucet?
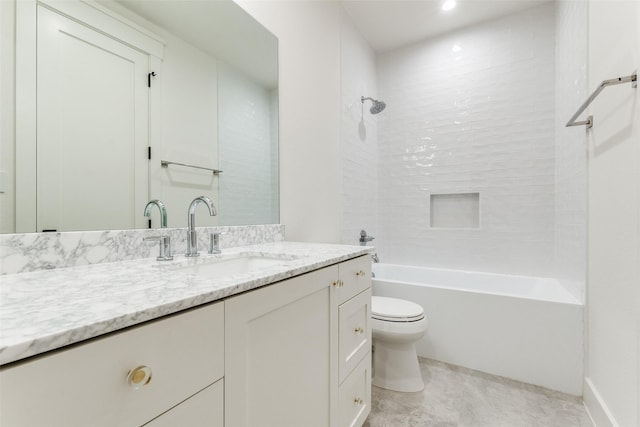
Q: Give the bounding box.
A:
[186,196,217,257]
[359,229,375,246]
[144,200,168,228]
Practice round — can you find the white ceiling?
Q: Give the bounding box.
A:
[342,0,551,52]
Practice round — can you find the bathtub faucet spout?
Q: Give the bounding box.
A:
[360,229,375,246]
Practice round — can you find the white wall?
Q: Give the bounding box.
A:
[340,12,378,246]
[236,0,343,243]
[584,1,639,426]
[375,3,557,277]
[555,0,588,296]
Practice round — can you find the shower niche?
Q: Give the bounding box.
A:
[429,192,480,229]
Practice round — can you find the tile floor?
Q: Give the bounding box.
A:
[364,358,593,427]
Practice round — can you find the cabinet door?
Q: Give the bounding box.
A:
[225,266,337,427]
[143,380,223,427]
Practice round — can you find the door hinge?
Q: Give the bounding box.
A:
[148,146,152,160]
[148,71,156,88]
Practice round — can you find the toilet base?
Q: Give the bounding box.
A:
[372,338,424,392]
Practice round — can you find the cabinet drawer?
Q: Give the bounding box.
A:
[0,302,224,427]
[339,288,371,384]
[335,255,371,304]
[338,353,372,427]
[144,379,224,427]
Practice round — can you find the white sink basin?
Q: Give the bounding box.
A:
[173,253,300,279]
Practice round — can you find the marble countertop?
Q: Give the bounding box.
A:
[0,242,372,366]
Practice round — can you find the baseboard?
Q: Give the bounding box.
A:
[583,378,619,427]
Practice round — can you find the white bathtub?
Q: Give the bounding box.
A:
[372,263,584,395]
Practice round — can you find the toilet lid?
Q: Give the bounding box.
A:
[372,296,425,322]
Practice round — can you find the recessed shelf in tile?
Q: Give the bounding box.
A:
[430,193,480,229]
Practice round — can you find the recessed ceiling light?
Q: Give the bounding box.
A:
[442,0,457,11]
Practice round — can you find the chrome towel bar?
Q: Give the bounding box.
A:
[566,72,636,129]
[161,160,222,175]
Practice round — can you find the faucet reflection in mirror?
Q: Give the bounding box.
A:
[186,196,218,257]
[143,199,173,260]
[144,200,168,229]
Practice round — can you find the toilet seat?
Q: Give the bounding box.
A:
[372,296,425,322]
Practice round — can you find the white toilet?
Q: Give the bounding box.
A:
[371,296,428,392]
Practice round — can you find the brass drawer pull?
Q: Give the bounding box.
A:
[354,327,364,334]
[127,365,152,389]
[354,397,364,405]
[332,280,344,288]
[355,270,366,277]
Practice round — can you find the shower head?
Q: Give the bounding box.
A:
[361,96,386,114]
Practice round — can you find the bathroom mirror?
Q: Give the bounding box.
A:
[3,0,278,233]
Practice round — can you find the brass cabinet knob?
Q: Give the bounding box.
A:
[355,270,366,277]
[332,280,344,288]
[353,397,364,405]
[127,365,152,389]
[354,327,364,334]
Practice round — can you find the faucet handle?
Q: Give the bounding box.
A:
[209,231,227,255]
[144,235,173,261]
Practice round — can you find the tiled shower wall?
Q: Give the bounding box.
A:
[374,3,557,276]
[218,63,279,225]
[554,0,587,288]
[341,13,378,246]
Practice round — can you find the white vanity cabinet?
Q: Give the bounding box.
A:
[225,255,372,427]
[0,302,225,427]
[0,255,372,427]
